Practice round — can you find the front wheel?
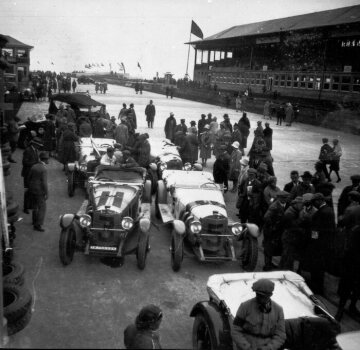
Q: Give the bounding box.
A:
[137,232,150,270]
[192,313,217,350]
[67,171,75,197]
[59,226,76,266]
[240,233,258,272]
[171,231,183,272]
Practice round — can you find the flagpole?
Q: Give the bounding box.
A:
[185,23,192,79]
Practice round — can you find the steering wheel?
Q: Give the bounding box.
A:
[100,144,113,148]
[96,177,114,182]
[200,182,217,189]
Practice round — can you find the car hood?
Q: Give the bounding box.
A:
[92,184,137,212]
[175,188,227,219]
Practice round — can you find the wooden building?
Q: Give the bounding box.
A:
[188,5,360,102]
[1,35,33,90]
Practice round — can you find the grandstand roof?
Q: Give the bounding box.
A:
[188,5,360,45]
[2,35,33,49]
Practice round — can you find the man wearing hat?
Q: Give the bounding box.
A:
[124,304,163,349]
[289,171,315,201]
[336,191,360,321]
[318,138,332,181]
[164,112,177,142]
[308,193,336,295]
[175,118,188,135]
[232,278,286,350]
[229,141,242,192]
[27,151,49,232]
[119,150,139,168]
[145,100,156,129]
[263,190,289,271]
[197,114,207,139]
[187,123,199,164]
[199,124,211,167]
[283,170,301,194]
[21,137,43,213]
[263,122,273,150]
[213,146,230,192]
[337,174,360,218]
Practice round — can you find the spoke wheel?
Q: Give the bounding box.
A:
[59,226,76,266]
[192,314,216,350]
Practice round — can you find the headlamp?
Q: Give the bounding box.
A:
[121,216,134,230]
[189,220,202,234]
[79,214,91,228]
[231,223,243,236]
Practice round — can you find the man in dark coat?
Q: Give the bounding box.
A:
[238,112,250,149]
[289,171,315,201]
[283,170,301,194]
[118,103,127,120]
[177,132,192,164]
[223,114,233,133]
[28,151,49,231]
[197,114,207,140]
[164,112,176,142]
[135,133,151,168]
[262,191,289,271]
[127,103,137,130]
[145,100,156,129]
[335,191,360,321]
[79,117,92,137]
[186,128,199,164]
[337,174,360,218]
[93,115,105,138]
[21,137,43,213]
[263,122,273,150]
[213,147,230,192]
[318,138,333,181]
[308,193,336,295]
[175,119,187,134]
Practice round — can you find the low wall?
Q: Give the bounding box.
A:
[102,77,360,135]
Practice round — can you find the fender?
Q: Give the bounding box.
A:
[148,163,157,171]
[172,219,185,236]
[190,301,232,350]
[139,217,151,233]
[67,163,76,172]
[245,223,260,238]
[59,214,75,229]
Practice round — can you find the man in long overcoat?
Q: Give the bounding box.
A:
[28,151,49,231]
[164,113,176,142]
[145,100,156,128]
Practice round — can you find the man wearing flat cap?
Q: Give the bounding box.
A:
[336,191,360,321]
[289,171,315,201]
[262,190,289,271]
[232,278,286,350]
[337,174,360,218]
[308,192,336,295]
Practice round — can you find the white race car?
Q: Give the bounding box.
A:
[155,169,259,272]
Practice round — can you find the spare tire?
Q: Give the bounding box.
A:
[3,285,32,325]
[7,307,32,336]
[3,261,25,286]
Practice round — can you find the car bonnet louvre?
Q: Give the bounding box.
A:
[98,191,110,207]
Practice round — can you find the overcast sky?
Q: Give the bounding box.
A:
[1,0,359,79]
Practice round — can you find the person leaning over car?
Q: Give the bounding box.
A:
[100,147,116,166]
[231,279,286,350]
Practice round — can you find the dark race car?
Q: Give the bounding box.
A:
[191,271,340,350]
[155,169,259,272]
[59,165,152,269]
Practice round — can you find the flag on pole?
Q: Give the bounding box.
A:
[137,62,142,71]
[191,20,203,39]
[121,62,126,73]
[109,63,112,70]
[51,62,54,65]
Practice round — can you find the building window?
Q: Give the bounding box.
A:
[2,48,13,57]
[16,49,27,58]
[215,51,221,61]
[274,75,279,87]
[293,75,300,88]
[220,51,225,60]
[315,77,321,90]
[341,76,351,91]
[227,51,233,58]
[332,76,340,90]
[323,76,331,90]
[17,66,25,82]
[202,50,208,64]
[308,76,314,89]
[280,74,286,87]
[300,75,306,88]
[353,77,360,92]
[286,75,292,87]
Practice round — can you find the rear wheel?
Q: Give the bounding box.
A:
[59,226,76,265]
[192,313,217,350]
[137,232,150,270]
[171,231,183,272]
[67,171,75,197]
[240,233,258,271]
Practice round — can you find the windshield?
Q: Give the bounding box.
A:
[95,167,145,183]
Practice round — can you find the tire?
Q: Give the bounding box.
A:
[171,231,183,272]
[155,180,167,219]
[7,201,19,217]
[7,307,32,336]
[136,232,150,270]
[59,226,76,266]
[3,285,32,325]
[3,261,25,286]
[192,313,218,350]
[67,171,75,197]
[142,180,152,203]
[240,233,258,272]
[7,212,19,224]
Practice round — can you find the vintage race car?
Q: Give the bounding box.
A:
[59,165,152,269]
[155,169,259,272]
[191,271,340,350]
[67,137,116,197]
